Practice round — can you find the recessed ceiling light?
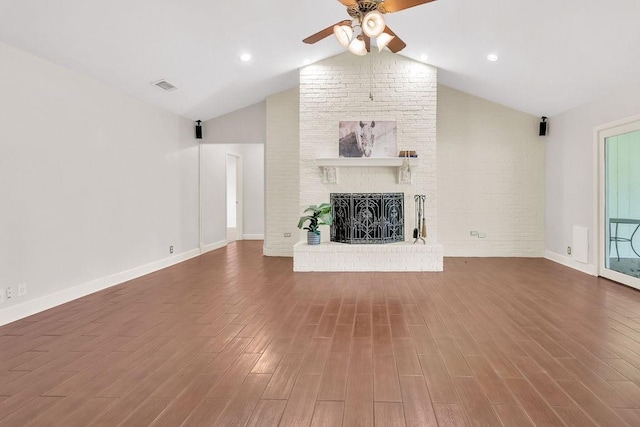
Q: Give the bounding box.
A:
[487,53,499,62]
[240,53,252,62]
[302,58,312,65]
[420,54,428,62]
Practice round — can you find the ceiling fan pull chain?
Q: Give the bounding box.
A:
[369,52,374,101]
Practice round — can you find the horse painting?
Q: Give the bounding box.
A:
[339,121,376,158]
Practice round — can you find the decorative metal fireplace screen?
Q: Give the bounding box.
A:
[331,193,404,244]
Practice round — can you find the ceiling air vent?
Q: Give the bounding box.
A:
[152,79,177,92]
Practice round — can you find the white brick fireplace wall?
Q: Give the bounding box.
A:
[294,52,443,271]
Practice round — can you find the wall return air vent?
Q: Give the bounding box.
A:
[152,79,177,92]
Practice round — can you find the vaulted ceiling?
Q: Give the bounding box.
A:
[1,1,639,121]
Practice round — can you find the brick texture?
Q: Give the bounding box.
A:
[437,85,544,256]
[299,52,439,243]
[264,88,300,256]
[295,52,442,271]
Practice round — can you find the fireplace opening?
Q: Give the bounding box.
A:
[331,193,404,244]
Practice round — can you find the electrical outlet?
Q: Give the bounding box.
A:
[470,231,478,236]
[18,283,27,297]
[284,233,292,238]
[567,246,572,255]
[169,245,174,254]
[6,286,14,300]
[478,232,486,238]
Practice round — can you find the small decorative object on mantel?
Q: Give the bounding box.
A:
[413,194,426,245]
[398,150,418,158]
[298,203,333,245]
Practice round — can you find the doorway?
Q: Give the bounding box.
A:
[598,118,640,290]
[226,152,243,242]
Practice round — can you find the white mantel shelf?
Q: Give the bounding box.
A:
[316,157,417,184]
[315,157,418,167]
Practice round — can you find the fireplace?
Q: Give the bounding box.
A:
[331,193,404,244]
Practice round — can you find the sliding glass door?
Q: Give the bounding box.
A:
[599,120,640,290]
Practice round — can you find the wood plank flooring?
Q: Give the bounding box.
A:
[2,241,640,426]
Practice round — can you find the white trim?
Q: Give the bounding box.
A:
[594,115,640,289]
[198,143,204,253]
[242,234,264,240]
[545,250,597,276]
[201,240,228,254]
[263,247,293,257]
[226,151,244,241]
[0,249,201,327]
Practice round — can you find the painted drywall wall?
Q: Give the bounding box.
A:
[545,80,640,273]
[438,85,544,256]
[200,142,264,249]
[0,41,199,325]
[203,101,266,144]
[264,88,300,257]
[200,143,227,249]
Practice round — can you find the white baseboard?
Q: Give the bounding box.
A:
[201,240,228,254]
[242,234,264,241]
[263,247,293,257]
[545,250,598,276]
[0,249,201,327]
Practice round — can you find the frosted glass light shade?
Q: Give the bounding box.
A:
[362,11,385,37]
[333,24,353,48]
[348,36,367,56]
[376,32,394,52]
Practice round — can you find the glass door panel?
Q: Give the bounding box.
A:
[602,127,640,289]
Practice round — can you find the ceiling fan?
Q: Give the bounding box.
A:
[303,0,437,56]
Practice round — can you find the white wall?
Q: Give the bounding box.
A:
[545,80,640,273]
[264,88,300,257]
[438,85,544,256]
[200,143,264,250]
[0,42,199,325]
[204,101,266,144]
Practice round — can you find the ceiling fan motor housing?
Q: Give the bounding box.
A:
[348,1,382,19]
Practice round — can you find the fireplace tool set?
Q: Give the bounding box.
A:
[413,194,426,244]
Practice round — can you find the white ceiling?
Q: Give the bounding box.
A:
[1,0,639,121]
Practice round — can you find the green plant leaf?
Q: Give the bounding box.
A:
[298,202,332,231]
[318,212,333,225]
[297,215,314,229]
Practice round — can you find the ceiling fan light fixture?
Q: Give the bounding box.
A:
[376,32,394,52]
[362,11,385,38]
[348,35,368,56]
[333,24,354,48]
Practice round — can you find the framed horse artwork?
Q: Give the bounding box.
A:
[339,121,397,158]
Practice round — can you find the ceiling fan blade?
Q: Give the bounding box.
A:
[303,20,351,44]
[383,26,407,53]
[379,0,436,13]
[337,0,357,6]
[364,35,371,52]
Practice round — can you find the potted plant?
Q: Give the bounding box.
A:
[297,203,333,245]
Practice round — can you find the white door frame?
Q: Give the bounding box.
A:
[595,113,640,290]
[226,151,243,242]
